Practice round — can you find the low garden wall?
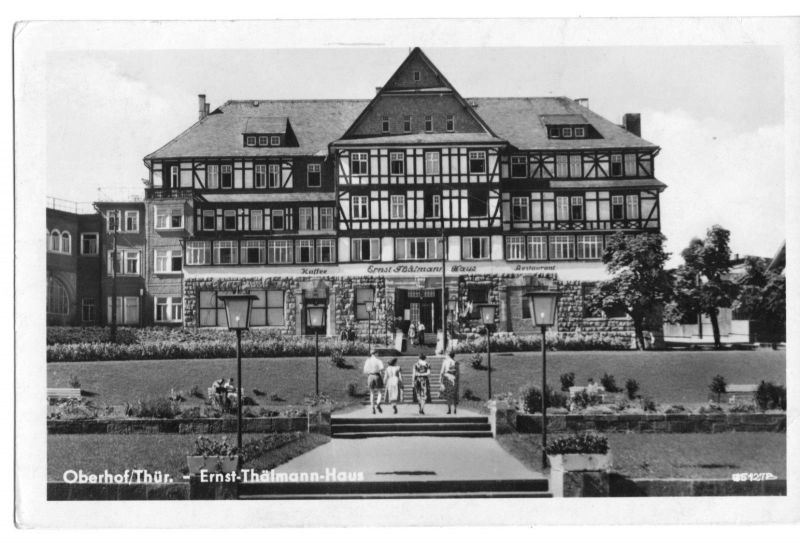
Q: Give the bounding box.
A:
[608,476,786,497]
[47,412,332,435]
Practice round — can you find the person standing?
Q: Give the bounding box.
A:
[439,350,459,414]
[363,349,385,414]
[412,353,432,414]
[383,358,403,414]
[417,321,426,345]
[408,321,418,348]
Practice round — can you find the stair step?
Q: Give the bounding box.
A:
[332,423,491,433]
[333,430,494,438]
[333,417,487,425]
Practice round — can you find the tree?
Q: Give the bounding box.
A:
[709,374,727,403]
[670,225,739,348]
[733,256,786,339]
[588,232,672,350]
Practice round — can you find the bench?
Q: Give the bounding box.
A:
[47,387,82,403]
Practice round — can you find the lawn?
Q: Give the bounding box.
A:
[497,432,786,479]
[47,350,785,409]
[47,432,331,481]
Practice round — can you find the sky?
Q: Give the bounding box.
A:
[45,45,785,267]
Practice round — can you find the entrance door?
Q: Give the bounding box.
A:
[419,301,435,343]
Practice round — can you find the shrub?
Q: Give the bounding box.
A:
[462,388,480,401]
[469,353,484,370]
[252,388,266,397]
[269,393,285,402]
[519,385,565,413]
[49,398,97,420]
[127,397,182,419]
[569,389,602,411]
[709,375,727,403]
[729,403,756,413]
[624,378,640,400]
[190,385,204,399]
[600,373,621,393]
[192,435,238,457]
[346,382,360,397]
[241,395,258,406]
[169,388,186,402]
[756,381,786,411]
[664,404,686,414]
[68,375,81,389]
[640,397,657,412]
[559,372,575,392]
[239,432,302,464]
[698,402,723,414]
[329,348,347,368]
[545,432,609,455]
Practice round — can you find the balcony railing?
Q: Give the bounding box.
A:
[145,188,195,200]
[506,218,659,231]
[46,197,95,215]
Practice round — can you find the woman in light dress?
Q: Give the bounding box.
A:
[383,358,403,414]
[439,350,459,415]
[412,353,432,414]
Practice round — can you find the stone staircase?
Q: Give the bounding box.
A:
[331,415,492,438]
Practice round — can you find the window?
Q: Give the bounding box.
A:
[299,207,313,231]
[48,230,60,252]
[250,209,263,231]
[390,152,405,175]
[511,156,527,178]
[395,237,442,261]
[562,127,573,138]
[223,209,237,231]
[351,153,368,176]
[381,116,390,134]
[81,298,95,322]
[351,196,369,220]
[577,235,603,260]
[80,233,98,255]
[549,235,575,260]
[307,163,321,187]
[351,238,380,262]
[355,288,375,320]
[267,290,284,325]
[202,209,216,231]
[155,207,183,229]
[403,116,412,133]
[626,195,639,219]
[221,165,233,188]
[47,277,69,315]
[317,239,335,263]
[124,211,139,232]
[268,240,293,264]
[467,287,489,319]
[207,165,219,189]
[106,296,139,325]
[155,296,183,323]
[612,195,625,220]
[569,155,582,178]
[268,164,280,188]
[170,166,179,186]
[270,136,280,146]
[424,115,433,132]
[610,154,623,177]
[506,236,526,260]
[246,136,256,146]
[107,249,140,275]
[548,127,560,138]
[255,165,267,188]
[511,196,529,221]
[571,196,584,220]
[446,115,454,132]
[319,207,334,230]
[624,154,636,176]
[425,194,441,218]
[241,240,266,264]
[468,151,486,174]
[574,127,586,138]
[271,209,285,230]
[259,136,269,146]
[556,196,570,220]
[463,237,489,260]
[296,240,314,264]
[214,241,238,265]
[413,70,420,81]
[424,151,440,175]
[60,231,71,254]
[390,195,405,219]
[106,212,119,232]
[527,236,547,260]
[556,155,569,178]
[469,189,489,217]
[154,249,182,273]
[186,241,211,265]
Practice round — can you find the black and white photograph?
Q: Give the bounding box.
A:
[12,14,799,529]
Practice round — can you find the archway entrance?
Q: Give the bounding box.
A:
[395,288,443,346]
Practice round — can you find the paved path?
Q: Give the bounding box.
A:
[274,435,544,482]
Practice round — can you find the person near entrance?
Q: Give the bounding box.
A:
[363,349,385,414]
[408,321,418,348]
[412,353,432,414]
[440,350,459,414]
[417,321,426,345]
[383,358,403,414]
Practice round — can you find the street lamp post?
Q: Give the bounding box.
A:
[217,293,258,454]
[307,302,328,397]
[365,300,374,354]
[524,290,561,468]
[478,303,498,400]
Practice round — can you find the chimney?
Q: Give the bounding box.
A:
[375,86,383,95]
[622,113,641,137]
[198,94,207,121]
[575,98,589,108]
[205,103,210,116]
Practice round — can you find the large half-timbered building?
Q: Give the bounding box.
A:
[132,48,666,340]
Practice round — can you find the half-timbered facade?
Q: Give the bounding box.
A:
[133,47,666,342]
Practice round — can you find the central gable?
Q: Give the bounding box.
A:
[339,47,497,140]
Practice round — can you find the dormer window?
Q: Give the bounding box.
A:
[381,116,390,134]
[403,115,412,133]
[270,136,280,146]
[562,127,572,138]
[413,71,420,81]
[548,127,560,138]
[424,115,433,132]
[574,127,585,138]
[446,115,454,132]
[246,136,256,146]
[259,136,268,146]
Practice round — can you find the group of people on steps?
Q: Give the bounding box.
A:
[362,349,459,415]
